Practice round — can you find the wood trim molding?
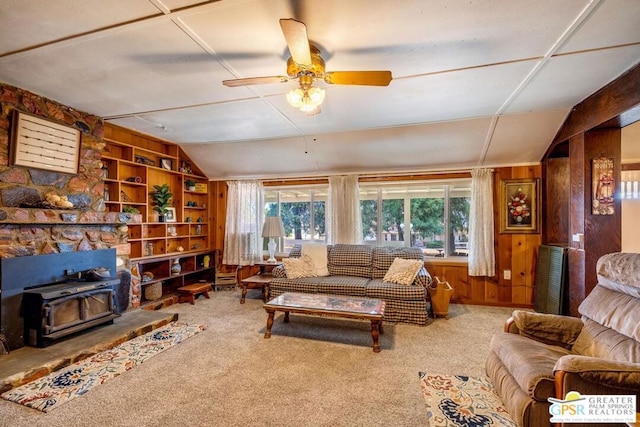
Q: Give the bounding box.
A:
[545,62,640,157]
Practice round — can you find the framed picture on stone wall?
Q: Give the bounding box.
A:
[10,110,81,174]
[499,178,540,234]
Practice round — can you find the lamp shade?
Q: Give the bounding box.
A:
[262,216,285,238]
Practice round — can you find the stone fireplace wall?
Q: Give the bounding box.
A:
[0,83,137,308]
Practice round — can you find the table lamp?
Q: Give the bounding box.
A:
[262,216,285,263]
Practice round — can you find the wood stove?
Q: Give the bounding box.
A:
[23,278,120,347]
[0,249,122,350]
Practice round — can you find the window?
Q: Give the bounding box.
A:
[359,180,470,259]
[264,186,327,252]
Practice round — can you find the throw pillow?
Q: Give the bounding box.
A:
[282,255,317,279]
[382,257,423,286]
[302,243,329,276]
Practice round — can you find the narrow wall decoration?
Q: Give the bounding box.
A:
[592,157,614,215]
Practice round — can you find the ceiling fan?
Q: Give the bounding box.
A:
[222,19,392,113]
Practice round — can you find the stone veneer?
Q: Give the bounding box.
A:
[0,83,139,307]
[0,83,128,253]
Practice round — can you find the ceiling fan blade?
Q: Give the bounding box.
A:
[223,76,290,87]
[279,18,312,66]
[324,71,393,86]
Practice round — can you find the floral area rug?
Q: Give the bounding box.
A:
[419,372,516,427]
[2,322,205,412]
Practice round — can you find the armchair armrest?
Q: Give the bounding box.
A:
[506,310,583,349]
[413,267,432,288]
[272,265,286,278]
[555,354,640,397]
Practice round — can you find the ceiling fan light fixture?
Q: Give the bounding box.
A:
[287,86,325,112]
[286,88,305,107]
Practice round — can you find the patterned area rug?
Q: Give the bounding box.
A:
[2,322,206,412]
[419,372,516,427]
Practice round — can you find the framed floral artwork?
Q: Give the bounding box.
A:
[499,178,540,234]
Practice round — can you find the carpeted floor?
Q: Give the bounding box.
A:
[2,322,205,413]
[0,289,515,427]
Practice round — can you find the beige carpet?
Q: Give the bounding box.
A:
[0,290,514,427]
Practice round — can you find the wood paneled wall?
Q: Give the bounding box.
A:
[542,63,638,316]
[211,164,542,308]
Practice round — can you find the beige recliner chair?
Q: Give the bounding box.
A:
[486,252,640,427]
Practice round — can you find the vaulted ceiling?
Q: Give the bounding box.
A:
[1,0,639,179]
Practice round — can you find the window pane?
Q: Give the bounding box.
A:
[382,198,404,244]
[360,199,378,242]
[449,183,471,257]
[313,201,326,243]
[410,194,445,257]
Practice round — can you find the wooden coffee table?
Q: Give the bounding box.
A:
[263,292,386,352]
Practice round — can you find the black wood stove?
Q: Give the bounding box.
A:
[23,278,120,347]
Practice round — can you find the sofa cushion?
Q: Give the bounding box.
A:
[327,244,373,278]
[371,246,424,279]
[382,257,423,285]
[596,252,640,298]
[269,276,320,294]
[572,317,640,363]
[578,284,640,343]
[302,243,329,276]
[490,332,572,401]
[366,279,426,300]
[316,275,369,297]
[282,255,317,279]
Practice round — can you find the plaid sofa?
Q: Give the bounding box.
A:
[270,244,432,325]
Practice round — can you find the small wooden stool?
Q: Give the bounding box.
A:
[177,283,212,305]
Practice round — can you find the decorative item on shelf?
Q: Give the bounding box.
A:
[197,216,203,223]
[177,246,184,252]
[125,176,143,183]
[160,158,173,170]
[104,187,110,201]
[100,164,109,179]
[194,183,207,193]
[120,190,131,202]
[134,154,155,166]
[165,207,177,223]
[195,224,202,235]
[203,255,210,268]
[152,184,173,222]
[171,259,181,276]
[145,242,154,257]
[186,217,192,223]
[122,206,140,214]
[179,161,192,174]
[262,216,285,263]
[168,225,177,236]
[44,194,74,209]
[144,281,162,300]
[185,179,196,191]
[141,271,154,282]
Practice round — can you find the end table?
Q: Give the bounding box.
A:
[240,261,282,304]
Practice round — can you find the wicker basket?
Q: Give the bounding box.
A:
[144,282,162,301]
[427,276,453,319]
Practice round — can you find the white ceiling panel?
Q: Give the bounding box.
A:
[484,109,570,165]
[505,45,640,113]
[0,0,160,55]
[558,0,640,53]
[1,0,638,179]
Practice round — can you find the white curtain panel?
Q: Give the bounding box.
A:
[468,169,496,277]
[327,175,362,244]
[223,180,264,266]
